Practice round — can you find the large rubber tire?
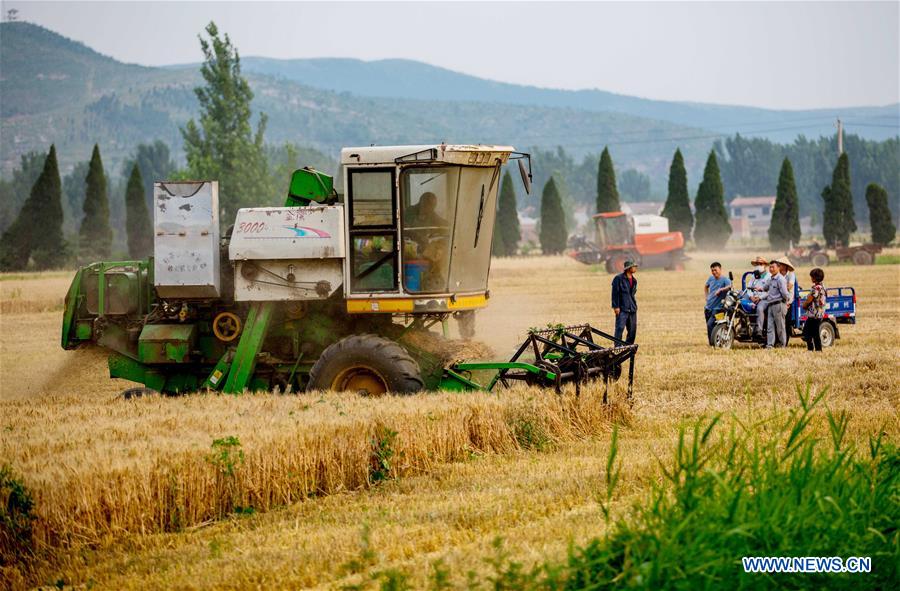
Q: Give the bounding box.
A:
[307,334,424,396]
[852,250,873,265]
[711,323,734,350]
[811,252,829,267]
[819,321,836,348]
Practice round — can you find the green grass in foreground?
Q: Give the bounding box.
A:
[345,386,899,590]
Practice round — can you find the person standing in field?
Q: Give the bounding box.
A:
[611,260,638,344]
[778,257,797,336]
[761,260,790,349]
[704,262,732,345]
[801,267,827,352]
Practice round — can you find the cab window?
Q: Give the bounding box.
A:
[401,167,459,293]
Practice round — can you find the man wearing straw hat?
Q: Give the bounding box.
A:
[749,256,771,294]
[747,256,770,339]
[777,256,797,340]
[778,256,797,306]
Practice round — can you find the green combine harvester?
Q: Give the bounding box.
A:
[61,144,637,397]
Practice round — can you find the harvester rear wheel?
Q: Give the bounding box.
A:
[307,334,424,396]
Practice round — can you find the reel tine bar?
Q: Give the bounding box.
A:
[499,324,638,401]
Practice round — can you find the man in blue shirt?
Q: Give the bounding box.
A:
[704,262,732,345]
[611,260,638,344]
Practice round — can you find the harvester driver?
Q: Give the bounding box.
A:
[405,192,450,291]
[407,192,448,230]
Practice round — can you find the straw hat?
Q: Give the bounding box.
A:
[772,256,795,271]
[751,256,768,265]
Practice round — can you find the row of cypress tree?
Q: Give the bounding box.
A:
[768,152,894,249]
[653,147,894,250]
[510,143,895,258]
[541,148,896,253]
[599,146,733,249]
[0,144,154,271]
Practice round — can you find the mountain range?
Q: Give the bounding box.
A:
[237,56,899,144]
[2,21,897,192]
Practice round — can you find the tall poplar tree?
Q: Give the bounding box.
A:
[79,144,113,261]
[181,21,270,221]
[866,183,896,246]
[661,148,693,241]
[595,147,621,213]
[540,177,567,255]
[768,157,801,249]
[822,153,856,247]
[125,163,153,259]
[0,145,65,270]
[693,151,731,249]
[492,171,521,257]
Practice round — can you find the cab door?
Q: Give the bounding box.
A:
[345,167,399,293]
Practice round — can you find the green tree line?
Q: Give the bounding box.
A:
[715,133,899,222]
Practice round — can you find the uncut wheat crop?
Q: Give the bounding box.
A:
[1,253,898,589]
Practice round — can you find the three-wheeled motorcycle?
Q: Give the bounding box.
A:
[711,271,856,349]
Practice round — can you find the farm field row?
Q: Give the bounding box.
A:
[1,253,898,589]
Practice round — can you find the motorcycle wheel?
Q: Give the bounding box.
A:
[711,323,734,349]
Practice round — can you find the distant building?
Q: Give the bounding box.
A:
[518,208,539,245]
[729,196,776,239]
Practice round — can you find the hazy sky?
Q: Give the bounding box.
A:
[3,1,899,110]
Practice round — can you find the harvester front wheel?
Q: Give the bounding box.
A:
[307,334,424,396]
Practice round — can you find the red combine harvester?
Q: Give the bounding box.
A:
[570,212,687,273]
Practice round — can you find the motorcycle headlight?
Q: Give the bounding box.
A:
[724,293,735,308]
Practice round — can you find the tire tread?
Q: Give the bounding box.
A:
[307,334,424,394]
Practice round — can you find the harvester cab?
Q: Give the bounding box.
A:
[61,144,637,398]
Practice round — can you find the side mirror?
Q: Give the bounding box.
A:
[517,158,532,195]
[729,271,734,281]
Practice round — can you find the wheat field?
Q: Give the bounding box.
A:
[1,253,898,589]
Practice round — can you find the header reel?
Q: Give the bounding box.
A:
[442,324,638,402]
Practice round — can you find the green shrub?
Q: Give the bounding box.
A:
[207,435,244,477]
[0,464,35,564]
[370,425,398,484]
[510,414,551,451]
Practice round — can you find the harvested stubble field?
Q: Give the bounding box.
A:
[1,252,898,589]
